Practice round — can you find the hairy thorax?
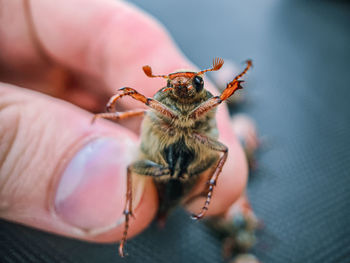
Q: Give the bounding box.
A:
[139,91,219,181]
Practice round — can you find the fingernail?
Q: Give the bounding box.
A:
[54,137,141,231]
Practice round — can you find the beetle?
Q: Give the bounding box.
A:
[92,58,252,256]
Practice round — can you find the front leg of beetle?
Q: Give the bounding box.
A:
[190,133,228,220]
[102,87,178,121]
[92,109,146,124]
[189,60,252,120]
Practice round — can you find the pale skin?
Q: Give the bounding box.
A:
[0,0,249,248]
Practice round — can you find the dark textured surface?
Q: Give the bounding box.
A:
[0,209,222,263]
[1,0,350,262]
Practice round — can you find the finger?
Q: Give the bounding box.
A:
[31,0,189,94]
[0,0,192,96]
[0,83,157,243]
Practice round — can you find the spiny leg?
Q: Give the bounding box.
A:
[183,188,209,206]
[191,152,227,220]
[103,87,178,121]
[91,109,146,124]
[118,160,170,257]
[191,133,228,220]
[119,166,134,257]
[105,87,147,112]
[189,60,252,120]
[183,165,216,206]
[220,59,252,101]
[183,155,220,206]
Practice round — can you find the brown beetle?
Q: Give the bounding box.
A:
[93,58,252,256]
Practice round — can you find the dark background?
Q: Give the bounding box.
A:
[1,0,350,262]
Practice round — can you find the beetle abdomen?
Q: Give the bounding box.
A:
[163,137,194,179]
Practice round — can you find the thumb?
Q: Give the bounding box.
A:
[0,84,157,242]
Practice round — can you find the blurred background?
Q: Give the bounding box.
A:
[1,0,350,262]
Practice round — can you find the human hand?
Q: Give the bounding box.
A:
[0,0,248,244]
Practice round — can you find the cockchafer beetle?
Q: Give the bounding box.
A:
[93,58,252,256]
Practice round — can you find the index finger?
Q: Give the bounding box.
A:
[25,0,191,96]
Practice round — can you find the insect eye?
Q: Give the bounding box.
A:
[193,76,204,92]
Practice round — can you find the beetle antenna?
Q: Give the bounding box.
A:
[143,65,168,79]
[196,57,224,75]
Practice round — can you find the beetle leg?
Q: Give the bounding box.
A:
[118,160,170,257]
[104,87,178,121]
[190,133,228,220]
[119,166,134,257]
[220,60,252,101]
[189,60,252,120]
[91,109,146,124]
[130,160,171,178]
